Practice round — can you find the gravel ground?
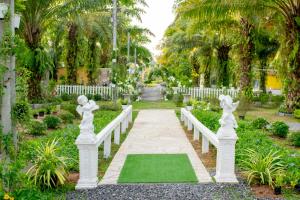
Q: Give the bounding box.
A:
[67,183,284,200]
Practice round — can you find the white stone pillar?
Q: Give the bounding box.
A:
[184,116,188,126]
[104,133,112,159]
[75,132,98,190]
[193,128,199,141]
[214,126,238,183]
[202,135,209,153]
[180,110,184,121]
[114,125,120,145]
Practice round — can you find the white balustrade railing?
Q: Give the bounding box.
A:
[181,100,239,183]
[56,85,124,99]
[173,87,239,99]
[75,105,132,190]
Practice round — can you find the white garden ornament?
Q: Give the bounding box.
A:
[0,3,8,19]
[76,95,99,141]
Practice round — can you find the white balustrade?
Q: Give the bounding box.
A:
[180,95,239,183]
[75,95,133,190]
[173,87,239,99]
[56,85,120,100]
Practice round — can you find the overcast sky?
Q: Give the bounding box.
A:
[133,0,175,57]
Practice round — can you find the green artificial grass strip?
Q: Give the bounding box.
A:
[118,154,198,183]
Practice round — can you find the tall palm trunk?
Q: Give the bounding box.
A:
[217,44,231,87]
[259,59,267,93]
[87,35,97,85]
[239,18,254,99]
[66,23,79,84]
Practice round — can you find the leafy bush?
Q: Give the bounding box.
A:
[86,93,94,100]
[271,95,284,104]
[100,102,121,111]
[118,98,129,105]
[28,121,47,136]
[26,139,68,188]
[59,111,75,124]
[251,118,269,129]
[61,103,80,118]
[294,109,300,119]
[12,101,30,123]
[241,149,285,187]
[94,94,102,101]
[192,110,220,131]
[43,116,61,129]
[60,93,70,101]
[259,93,270,105]
[173,94,183,107]
[271,121,289,138]
[288,132,300,147]
[166,93,174,100]
[186,100,193,106]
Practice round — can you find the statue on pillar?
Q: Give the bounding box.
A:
[217,95,239,138]
[76,95,99,136]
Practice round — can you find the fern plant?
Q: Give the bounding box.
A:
[26,139,68,189]
[241,149,285,187]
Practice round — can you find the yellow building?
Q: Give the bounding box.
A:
[266,74,282,90]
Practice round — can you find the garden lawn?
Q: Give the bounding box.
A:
[132,100,178,110]
[118,154,198,183]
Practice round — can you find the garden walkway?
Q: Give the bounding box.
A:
[100,109,212,184]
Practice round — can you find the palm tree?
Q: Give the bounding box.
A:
[265,0,300,110]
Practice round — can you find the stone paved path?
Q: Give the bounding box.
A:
[100,110,212,184]
[141,86,163,101]
[287,122,300,132]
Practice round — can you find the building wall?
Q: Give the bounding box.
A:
[266,75,282,90]
[57,67,88,85]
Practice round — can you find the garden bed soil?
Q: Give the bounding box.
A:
[251,185,283,199]
[67,173,79,184]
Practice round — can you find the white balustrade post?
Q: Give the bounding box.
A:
[202,135,209,153]
[214,95,239,183]
[129,108,133,123]
[193,128,199,141]
[121,117,126,134]
[104,133,112,159]
[75,95,100,190]
[184,116,188,126]
[114,125,121,145]
[187,119,193,131]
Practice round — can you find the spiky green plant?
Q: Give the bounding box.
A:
[241,149,285,187]
[26,139,68,188]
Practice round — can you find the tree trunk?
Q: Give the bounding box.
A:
[217,45,231,87]
[66,23,79,84]
[204,62,211,87]
[259,59,267,93]
[87,36,97,85]
[239,18,254,99]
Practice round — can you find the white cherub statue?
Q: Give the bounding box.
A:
[218,95,239,129]
[76,95,99,133]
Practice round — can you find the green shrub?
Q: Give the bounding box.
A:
[271,95,284,104]
[26,139,68,188]
[12,101,30,123]
[94,94,102,101]
[28,121,47,136]
[192,110,220,131]
[288,132,300,147]
[259,93,270,105]
[186,100,193,106]
[86,93,94,100]
[294,109,300,119]
[271,121,289,138]
[118,98,129,105]
[251,118,269,129]
[59,111,75,124]
[43,116,61,129]
[166,93,174,100]
[61,93,70,101]
[241,149,284,187]
[45,106,54,115]
[100,102,121,111]
[61,103,80,118]
[173,94,183,107]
